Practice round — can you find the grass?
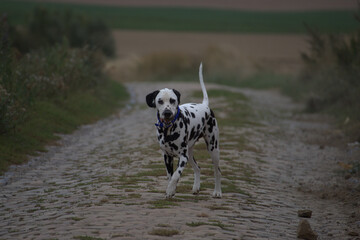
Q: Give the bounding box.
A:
[186,220,233,231]
[149,228,180,237]
[1,0,358,34]
[73,236,105,240]
[0,80,128,174]
[147,199,182,209]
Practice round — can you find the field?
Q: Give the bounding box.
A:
[1,0,358,33]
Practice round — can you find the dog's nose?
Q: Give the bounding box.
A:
[163,109,172,119]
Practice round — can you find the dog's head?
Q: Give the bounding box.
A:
[146,88,181,124]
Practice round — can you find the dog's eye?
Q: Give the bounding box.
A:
[158,99,164,105]
[170,98,176,104]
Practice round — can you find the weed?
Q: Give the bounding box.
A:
[73,236,105,240]
[149,228,180,237]
[207,204,231,211]
[147,199,182,209]
[71,217,84,221]
[197,212,209,218]
[186,220,233,230]
[127,193,142,199]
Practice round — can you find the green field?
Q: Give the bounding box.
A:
[1,0,358,33]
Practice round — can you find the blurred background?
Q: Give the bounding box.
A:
[0,0,359,171]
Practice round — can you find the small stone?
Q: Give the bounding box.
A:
[297,219,318,240]
[298,210,312,218]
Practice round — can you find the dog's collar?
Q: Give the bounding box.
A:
[155,107,180,129]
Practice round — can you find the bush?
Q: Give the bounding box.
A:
[0,15,27,134]
[0,15,105,134]
[300,11,360,121]
[11,7,115,57]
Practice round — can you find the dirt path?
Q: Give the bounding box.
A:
[0,82,359,239]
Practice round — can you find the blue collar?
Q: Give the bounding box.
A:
[155,107,180,129]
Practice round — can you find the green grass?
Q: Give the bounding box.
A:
[1,0,358,33]
[147,199,182,209]
[73,236,105,240]
[149,228,180,237]
[0,80,128,174]
[186,220,233,231]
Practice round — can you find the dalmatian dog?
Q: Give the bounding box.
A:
[146,63,222,198]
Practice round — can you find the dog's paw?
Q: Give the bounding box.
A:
[212,190,222,198]
[192,184,200,195]
[166,182,177,198]
[165,193,175,199]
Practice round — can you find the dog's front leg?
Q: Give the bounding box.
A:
[166,154,188,198]
[163,154,173,181]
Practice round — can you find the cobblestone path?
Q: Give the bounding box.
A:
[0,82,358,240]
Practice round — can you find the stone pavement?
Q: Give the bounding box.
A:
[0,83,358,239]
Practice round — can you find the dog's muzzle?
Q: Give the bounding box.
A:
[163,109,173,120]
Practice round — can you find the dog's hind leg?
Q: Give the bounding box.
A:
[204,122,222,198]
[188,147,201,194]
[209,147,222,198]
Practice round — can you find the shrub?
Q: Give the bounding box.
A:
[300,11,360,121]
[11,7,115,57]
[0,15,105,134]
[0,15,27,134]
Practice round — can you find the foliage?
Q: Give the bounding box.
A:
[0,14,106,134]
[11,7,115,56]
[0,15,27,134]
[300,12,360,121]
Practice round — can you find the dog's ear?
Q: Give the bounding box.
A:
[172,89,181,105]
[146,90,160,108]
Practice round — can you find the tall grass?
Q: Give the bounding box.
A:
[299,9,360,140]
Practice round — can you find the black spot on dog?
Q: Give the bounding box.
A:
[189,127,196,140]
[207,117,214,133]
[178,170,182,175]
[180,161,186,167]
[211,135,215,144]
[164,155,174,176]
[169,142,178,151]
[210,109,215,118]
[197,124,200,130]
[191,112,196,118]
[182,149,187,156]
[180,122,183,128]
[165,132,180,142]
[201,117,205,125]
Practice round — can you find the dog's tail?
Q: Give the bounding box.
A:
[199,63,209,106]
